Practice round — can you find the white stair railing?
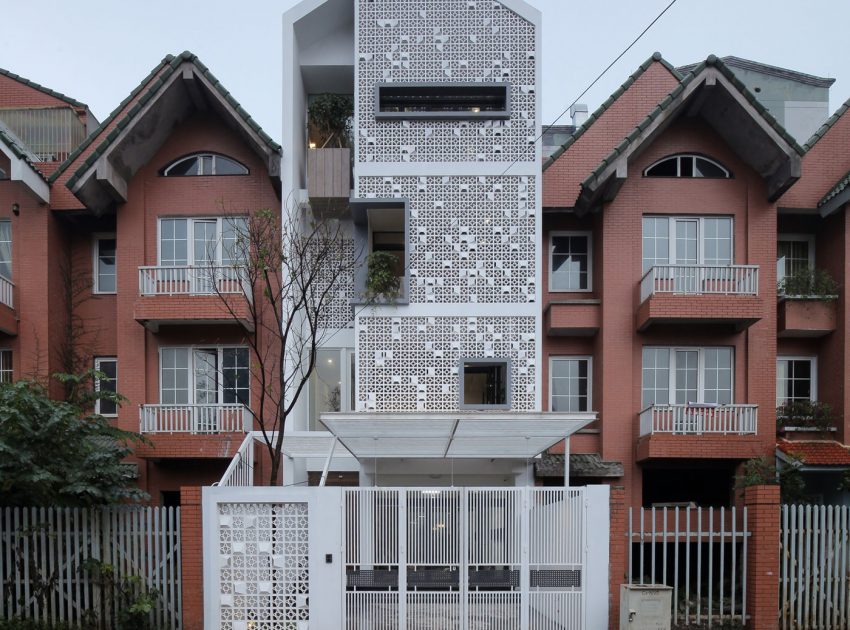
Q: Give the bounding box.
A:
[640,264,759,302]
[217,433,255,487]
[639,404,758,436]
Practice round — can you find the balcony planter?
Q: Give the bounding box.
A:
[307,147,351,201]
[777,297,837,337]
[776,400,836,434]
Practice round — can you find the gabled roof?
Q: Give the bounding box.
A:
[802,95,850,152]
[543,52,682,170]
[0,123,51,202]
[572,54,803,213]
[778,439,850,467]
[677,56,835,89]
[0,66,88,109]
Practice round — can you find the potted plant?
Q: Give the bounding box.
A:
[365,250,402,301]
[307,93,354,148]
[776,399,835,433]
[779,268,839,300]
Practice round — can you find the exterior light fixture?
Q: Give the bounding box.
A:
[11,203,19,216]
[309,142,317,149]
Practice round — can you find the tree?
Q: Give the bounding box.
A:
[0,370,146,506]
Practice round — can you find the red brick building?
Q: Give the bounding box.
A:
[0,52,281,503]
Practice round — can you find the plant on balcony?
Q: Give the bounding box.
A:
[735,456,805,504]
[307,93,354,148]
[365,250,402,301]
[779,268,839,300]
[776,400,835,432]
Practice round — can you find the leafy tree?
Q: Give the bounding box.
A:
[0,371,147,506]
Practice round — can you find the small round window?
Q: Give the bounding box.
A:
[644,154,730,179]
[161,153,248,176]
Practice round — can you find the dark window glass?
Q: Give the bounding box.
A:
[645,157,678,177]
[645,155,730,178]
[165,156,199,176]
[215,156,248,175]
[695,157,727,178]
[463,361,508,406]
[378,84,508,115]
[679,156,694,177]
[163,154,247,176]
[96,358,117,415]
[222,348,250,405]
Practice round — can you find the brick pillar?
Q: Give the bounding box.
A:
[180,486,204,630]
[744,484,780,630]
[608,486,627,630]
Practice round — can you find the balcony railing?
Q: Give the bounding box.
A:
[138,265,248,296]
[640,265,759,302]
[139,404,250,434]
[0,276,13,309]
[639,404,758,436]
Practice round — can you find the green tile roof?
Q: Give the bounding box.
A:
[0,126,50,183]
[542,52,682,171]
[51,51,281,189]
[802,96,850,152]
[0,66,88,109]
[818,168,850,208]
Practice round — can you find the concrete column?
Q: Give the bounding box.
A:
[744,484,780,630]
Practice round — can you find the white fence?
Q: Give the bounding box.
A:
[139,403,249,434]
[639,404,758,436]
[138,265,247,296]
[0,506,181,629]
[0,276,13,310]
[203,485,610,630]
[781,504,850,630]
[628,505,749,627]
[640,264,759,302]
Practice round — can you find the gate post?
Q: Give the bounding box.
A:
[180,486,204,630]
[607,487,627,630]
[743,484,780,630]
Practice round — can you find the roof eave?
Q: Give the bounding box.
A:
[0,142,49,203]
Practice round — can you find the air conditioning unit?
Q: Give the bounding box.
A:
[620,584,672,630]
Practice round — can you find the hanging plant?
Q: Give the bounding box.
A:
[365,251,401,301]
[307,93,354,148]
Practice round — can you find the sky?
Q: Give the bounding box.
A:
[1,0,848,143]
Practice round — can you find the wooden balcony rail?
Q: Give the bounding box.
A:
[0,275,13,309]
[640,265,759,303]
[138,265,248,296]
[139,403,250,434]
[639,404,758,436]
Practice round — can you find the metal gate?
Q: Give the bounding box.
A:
[203,485,609,629]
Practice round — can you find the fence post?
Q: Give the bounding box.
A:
[180,487,203,630]
[608,486,627,630]
[744,484,780,630]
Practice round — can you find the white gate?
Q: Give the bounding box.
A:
[203,485,609,629]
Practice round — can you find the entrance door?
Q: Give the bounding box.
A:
[192,220,217,293]
[193,349,218,432]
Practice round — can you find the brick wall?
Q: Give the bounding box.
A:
[179,486,204,630]
[743,484,780,629]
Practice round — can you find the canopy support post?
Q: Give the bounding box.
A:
[564,436,570,487]
[319,436,338,487]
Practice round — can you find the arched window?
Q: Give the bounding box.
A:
[644,154,731,179]
[161,153,248,177]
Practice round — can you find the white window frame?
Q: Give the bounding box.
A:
[642,216,734,268]
[549,231,593,292]
[776,355,817,405]
[94,357,118,417]
[92,233,117,294]
[642,346,735,407]
[156,217,247,267]
[549,356,592,412]
[162,153,248,176]
[777,233,815,285]
[643,154,730,178]
[158,345,251,406]
[0,348,12,383]
[0,219,11,281]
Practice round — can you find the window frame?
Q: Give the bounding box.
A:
[643,154,731,179]
[374,82,511,120]
[549,356,592,412]
[549,231,593,293]
[0,219,11,281]
[459,358,512,410]
[158,345,251,407]
[641,346,735,408]
[777,233,815,285]
[641,215,734,271]
[160,152,249,177]
[92,233,117,294]
[156,217,248,267]
[94,356,118,417]
[776,355,817,406]
[0,348,12,383]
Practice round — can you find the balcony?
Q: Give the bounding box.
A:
[134,266,253,332]
[140,403,250,434]
[636,404,762,461]
[0,276,16,335]
[307,147,351,211]
[777,298,837,338]
[637,264,762,331]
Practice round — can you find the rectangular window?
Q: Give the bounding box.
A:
[460,359,510,409]
[642,216,733,272]
[309,348,355,431]
[550,357,592,412]
[158,217,248,267]
[159,346,250,407]
[777,234,814,284]
[0,220,11,280]
[93,235,116,293]
[0,349,11,383]
[549,232,592,292]
[94,357,117,416]
[777,357,816,405]
[642,347,733,407]
[375,83,510,120]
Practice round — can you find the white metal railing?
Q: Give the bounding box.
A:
[0,107,87,162]
[139,403,249,434]
[629,505,749,627]
[138,265,248,296]
[0,275,13,309]
[217,432,255,487]
[639,404,758,436]
[640,264,759,302]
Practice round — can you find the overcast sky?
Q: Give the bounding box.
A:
[1,0,848,142]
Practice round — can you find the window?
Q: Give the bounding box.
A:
[160,346,250,407]
[644,154,731,178]
[550,232,591,292]
[352,200,408,301]
[94,357,117,416]
[550,357,591,412]
[0,220,10,280]
[460,359,510,409]
[777,357,816,405]
[642,347,733,407]
[159,217,248,267]
[309,348,356,431]
[375,83,510,119]
[93,235,116,293]
[0,349,11,383]
[161,153,248,176]
[777,234,814,285]
[642,216,733,272]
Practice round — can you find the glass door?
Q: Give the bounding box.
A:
[674,350,700,433]
[192,220,218,293]
[672,219,698,292]
[193,349,219,432]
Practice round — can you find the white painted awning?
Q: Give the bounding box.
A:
[308,411,596,459]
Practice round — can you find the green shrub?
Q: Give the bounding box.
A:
[780,267,839,299]
[307,93,354,148]
[365,250,402,301]
[776,399,835,432]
